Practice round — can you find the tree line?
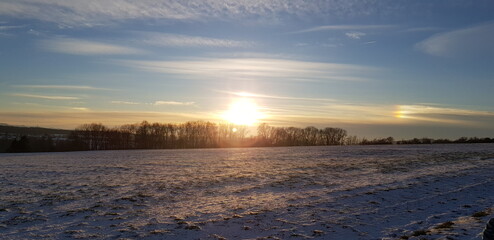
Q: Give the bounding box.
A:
[256,123,348,146]
[70,121,249,150]
[3,121,349,152]
[2,121,494,153]
[395,137,494,144]
[69,121,350,150]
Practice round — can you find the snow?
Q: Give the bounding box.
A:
[0,144,493,239]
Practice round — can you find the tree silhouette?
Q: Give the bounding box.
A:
[3,121,492,153]
[7,136,30,153]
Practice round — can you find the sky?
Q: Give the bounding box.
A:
[0,0,493,139]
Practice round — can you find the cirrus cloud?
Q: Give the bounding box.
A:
[416,22,494,57]
[39,37,145,55]
[136,32,254,48]
[154,101,195,106]
[15,85,111,91]
[11,93,80,100]
[291,24,394,34]
[0,0,411,27]
[114,57,377,83]
[111,101,140,105]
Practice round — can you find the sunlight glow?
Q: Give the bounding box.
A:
[222,98,263,125]
[394,105,412,119]
[236,92,256,97]
[395,110,410,119]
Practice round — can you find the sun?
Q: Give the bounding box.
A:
[222,98,262,125]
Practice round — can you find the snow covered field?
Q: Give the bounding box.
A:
[1,144,493,239]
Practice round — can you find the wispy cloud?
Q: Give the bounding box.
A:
[11,93,80,100]
[416,22,494,57]
[71,107,89,111]
[0,1,399,27]
[0,24,24,36]
[0,25,24,31]
[110,100,195,106]
[393,104,494,127]
[154,101,195,106]
[111,101,140,105]
[115,57,376,83]
[136,32,254,48]
[221,91,337,102]
[39,37,145,56]
[401,27,442,33]
[265,102,494,128]
[15,85,111,90]
[10,102,90,112]
[0,1,194,27]
[345,32,366,39]
[396,105,494,117]
[291,24,394,34]
[265,103,395,126]
[0,110,209,129]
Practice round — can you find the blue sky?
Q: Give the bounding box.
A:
[0,0,493,139]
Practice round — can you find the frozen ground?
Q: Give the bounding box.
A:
[0,144,493,239]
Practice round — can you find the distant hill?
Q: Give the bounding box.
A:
[0,124,71,136]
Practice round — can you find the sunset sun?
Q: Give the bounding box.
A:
[222,98,263,125]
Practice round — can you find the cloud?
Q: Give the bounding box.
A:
[0,24,24,37]
[39,37,145,55]
[15,85,111,90]
[154,101,195,106]
[265,103,395,126]
[111,101,140,105]
[220,91,337,102]
[0,25,24,31]
[264,103,494,129]
[401,27,442,33]
[0,0,194,27]
[0,110,209,129]
[291,24,394,34]
[71,107,89,111]
[110,101,140,105]
[11,93,80,100]
[394,105,494,126]
[115,57,376,83]
[0,1,409,27]
[110,100,195,106]
[395,105,494,117]
[267,102,494,138]
[416,22,494,57]
[136,32,254,48]
[345,32,366,39]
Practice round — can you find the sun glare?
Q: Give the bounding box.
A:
[222,98,262,125]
